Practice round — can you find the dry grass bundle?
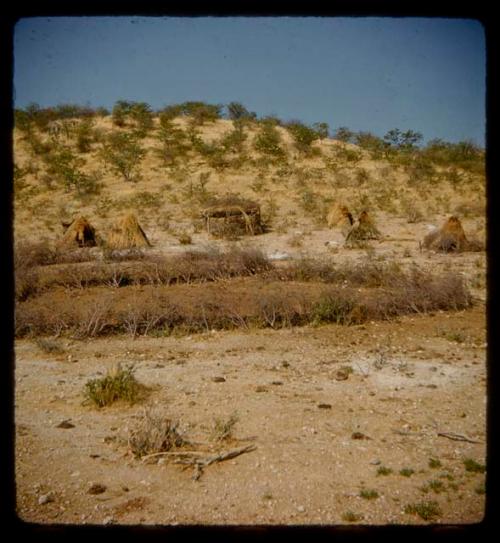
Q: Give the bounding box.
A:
[59,216,97,248]
[202,194,262,237]
[345,210,382,245]
[422,216,482,253]
[107,213,151,249]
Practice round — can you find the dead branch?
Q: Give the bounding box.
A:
[437,432,482,444]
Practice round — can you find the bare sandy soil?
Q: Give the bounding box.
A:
[13,116,487,528]
[14,223,487,527]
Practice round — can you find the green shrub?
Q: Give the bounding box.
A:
[100,131,145,182]
[75,117,95,153]
[463,458,486,473]
[404,501,442,521]
[312,291,356,325]
[359,489,379,500]
[227,102,256,121]
[254,124,285,157]
[83,363,145,408]
[285,120,320,152]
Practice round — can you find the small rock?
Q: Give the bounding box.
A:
[255,386,267,393]
[87,483,107,495]
[297,505,305,513]
[103,516,114,525]
[212,376,226,383]
[38,493,55,505]
[352,432,371,440]
[335,369,349,381]
[370,459,381,465]
[56,420,75,429]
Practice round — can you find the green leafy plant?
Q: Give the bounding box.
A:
[83,363,145,408]
[100,132,145,182]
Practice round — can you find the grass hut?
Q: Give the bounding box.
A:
[327,204,354,229]
[107,213,151,249]
[422,216,472,252]
[202,195,262,238]
[59,216,97,248]
[344,210,382,246]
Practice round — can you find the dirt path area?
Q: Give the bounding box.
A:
[15,303,486,525]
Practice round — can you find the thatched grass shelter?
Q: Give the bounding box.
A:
[202,195,262,238]
[422,216,482,253]
[345,210,382,246]
[107,213,151,249]
[327,203,354,229]
[59,216,97,248]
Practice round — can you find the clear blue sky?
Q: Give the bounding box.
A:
[13,16,486,146]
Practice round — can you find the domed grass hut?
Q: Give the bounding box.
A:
[422,215,478,253]
[202,195,263,238]
[106,213,151,250]
[59,216,97,248]
[344,210,382,246]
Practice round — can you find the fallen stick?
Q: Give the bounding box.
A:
[141,450,208,462]
[173,444,257,480]
[437,432,482,444]
[200,444,257,467]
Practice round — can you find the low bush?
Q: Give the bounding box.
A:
[128,408,186,458]
[83,363,146,408]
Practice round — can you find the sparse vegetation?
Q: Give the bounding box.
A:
[128,408,186,458]
[404,501,442,521]
[463,458,486,474]
[429,458,442,469]
[399,468,415,477]
[83,363,146,408]
[100,131,145,182]
[211,412,239,443]
[359,489,379,500]
[376,466,393,476]
[341,511,364,523]
[34,337,66,355]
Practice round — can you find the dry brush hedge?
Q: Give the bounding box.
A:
[15,267,472,338]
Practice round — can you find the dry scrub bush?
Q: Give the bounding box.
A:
[128,409,186,458]
[15,264,472,338]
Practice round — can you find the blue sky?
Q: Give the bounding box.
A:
[13,16,486,146]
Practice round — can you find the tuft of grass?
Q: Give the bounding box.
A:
[376,466,393,476]
[128,408,186,458]
[211,412,239,443]
[427,480,446,494]
[428,457,442,469]
[83,363,145,408]
[342,511,364,523]
[463,458,486,474]
[474,482,486,495]
[404,501,442,521]
[399,468,415,477]
[359,489,379,500]
[35,337,66,355]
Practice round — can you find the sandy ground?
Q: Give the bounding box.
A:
[14,222,487,526]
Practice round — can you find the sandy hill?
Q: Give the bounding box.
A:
[12,114,486,248]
